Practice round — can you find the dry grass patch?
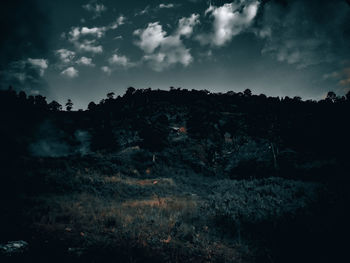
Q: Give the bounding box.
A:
[29,193,247,262]
[103,175,175,187]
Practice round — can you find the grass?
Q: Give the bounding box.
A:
[27,190,246,262]
[1,150,340,262]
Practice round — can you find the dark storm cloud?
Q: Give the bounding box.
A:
[256,0,350,68]
[1,59,49,94]
[0,0,51,92]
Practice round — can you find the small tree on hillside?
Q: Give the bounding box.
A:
[88,101,97,111]
[107,92,115,100]
[326,91,336,103]
[243,89,252,97]
[125,87,136,96]
[346,90,350,101]
[48,100,62,111]
[65,99,73,111]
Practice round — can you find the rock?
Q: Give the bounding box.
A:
[0,241,29,255]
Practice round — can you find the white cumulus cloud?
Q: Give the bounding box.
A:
[76,39,103,54]
[197,1,260,46]
[177,13,200,37]
[56,49,76,64]
[101,66,112,75]
[108,51,137,69]
[134,14,199,71]
[134,22,166,54]
[109,54,130,67]
[69,26,107,42]
[110,15,126,29]
[61,67,79,78]
[27,58,48,76]
[66,16,125,54]
[142,35,193,72]
[159,3,174,9]
[76,56,95,67]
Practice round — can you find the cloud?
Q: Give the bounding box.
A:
[67,27,105,54]
[136,3,177,16]
[68,26,106,42]
[134,22,166,53]
[197,1,260,46]
[256,0,350,68]
[110,15,126,29]
[323,71,340,80]
[0,0,51,67]
[339,68,350,88]
[68,15,125,42]
[61,67,79,78]
[134,14,199,71]
[82,2,107,19]
[0,58,49,93]
[101,66,112,75]
[323,67,350,91]
[76,57,95,67]
[177,14,200,37]
[74,39,103,54]
[27,58,48,76]
[56,49,76,64]
[136,5,150,16]
[108,53,134,68]
[142,36,193,72]
[0,0,51,93]
[159,3,174,9]
[66,16,125,54]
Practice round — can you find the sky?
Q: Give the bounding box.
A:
[1,0,350,109]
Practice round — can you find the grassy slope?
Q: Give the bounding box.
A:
[1,146,339,263]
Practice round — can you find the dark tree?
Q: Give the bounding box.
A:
[125,87,136,96]
[346,90,350,101]
[88,101,97,111]
[65,99,73,111]
[18,91,27,101]
[293,96,302,102]
[243,89,252,97]
[27,95,35,105]
[48,100,62,111]
[326,91,336,102]
[107,92,115,100]
[34,95,47,107]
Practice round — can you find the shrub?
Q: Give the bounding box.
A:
[208,178,322,234]
[224,139,274,179]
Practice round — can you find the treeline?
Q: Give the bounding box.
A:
[1,86,350,113]
[1,86,350,174]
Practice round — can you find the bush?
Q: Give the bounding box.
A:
[209,178,322,232]
[224,139,274,179]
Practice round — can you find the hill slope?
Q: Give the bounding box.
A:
[1,88,349,262]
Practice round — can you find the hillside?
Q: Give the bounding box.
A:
[1,87,350,262]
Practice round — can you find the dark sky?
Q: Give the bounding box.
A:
[1,0,350,109]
